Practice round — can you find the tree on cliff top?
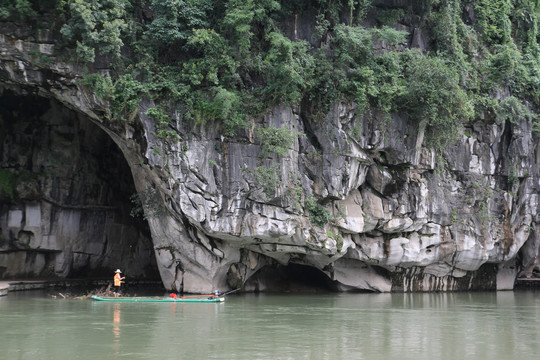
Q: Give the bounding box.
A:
[5,0,537,144]
[399,51,474,150]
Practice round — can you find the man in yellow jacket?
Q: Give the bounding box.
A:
[113,269,125,297]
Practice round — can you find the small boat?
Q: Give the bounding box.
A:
[90,295,224,303]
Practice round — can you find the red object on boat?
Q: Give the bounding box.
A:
[169,293,177,298]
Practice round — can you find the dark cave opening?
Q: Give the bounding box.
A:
[244,263,337,293]
[0,89,160,281]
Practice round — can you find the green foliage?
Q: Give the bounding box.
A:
[307,48,341,118]
[183,28,235,80]
[313,13,331,42]
[399,51,474,150]
[430,0,469,60]
[365,52,405,114]
[450,209,458,224]
[495,96,533,124]
[285,174,304,212]
[150,25,251,137]
[470,179,494,226]
[80,73,114,99]
[179,86,248,137]
[472,94,499,120]
[349,123,363,142]
[211,86,237,120]
[41,0,538,152]
[533,118,540,135]
[80,73,144,120]
[342,0,373,25]
[0,169,16,202]
[213,87,248,137]
[221,0,282,70]
[476,199,491,226]
[28,48,53,64]
[507,164,518,190]
[375,8,404,26]
[475,0,513,44]
[487,44,530,94]
[482,40,540,106]
[323,25,407,114]
[110,74,145,120]
[0,0,36,20]
[513,1,540,55]
[431,0,539,122]
[306,24,407,118]
[333,25,374,65]
[262,32,313,104]
[336,233,344,251]
[305,196,331,227]
[0,170,41,202]
[327,230,344,252]
[256,125,298,157]
[356,0,372,22]
[140,65,189,101]
[146,106,180,144]
[223,0,256,56]
[145,0,212,55]
[370,26,408,45]
[60,0,129,62]
[254,164,281,197]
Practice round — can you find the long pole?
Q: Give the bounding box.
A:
[221,288,240,296]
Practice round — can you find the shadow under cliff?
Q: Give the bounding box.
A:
[0,89,159,281]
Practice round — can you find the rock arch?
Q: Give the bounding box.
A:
[0,88,159,281]
[243,262,337,293]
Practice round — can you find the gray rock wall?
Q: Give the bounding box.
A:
[0,17,538,293]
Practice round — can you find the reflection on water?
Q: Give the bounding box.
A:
[112,303,121,353]
[1,291,539,360]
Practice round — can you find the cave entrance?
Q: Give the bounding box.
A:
[244,263,336,293]
[0,89,160,282]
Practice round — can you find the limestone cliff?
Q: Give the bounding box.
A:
[0,1,538,293]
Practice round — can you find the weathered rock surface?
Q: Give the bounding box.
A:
[0,16,538,293]
[0,91,158,280]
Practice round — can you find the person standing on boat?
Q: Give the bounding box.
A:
[113,269,125,297]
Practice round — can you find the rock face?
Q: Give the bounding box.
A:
[0,18,538,293]
[0,91,158,280]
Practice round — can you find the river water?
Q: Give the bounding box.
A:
[1,290,539,360]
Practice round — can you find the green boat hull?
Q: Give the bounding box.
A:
[90,295,224,303]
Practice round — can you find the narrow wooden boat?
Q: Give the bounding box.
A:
[90,295,224,303]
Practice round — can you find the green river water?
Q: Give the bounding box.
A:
[1,290,539,360]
